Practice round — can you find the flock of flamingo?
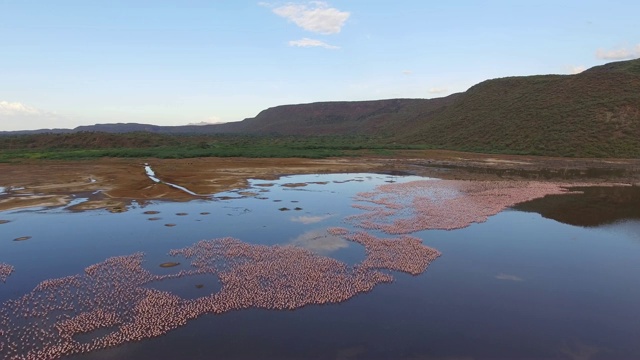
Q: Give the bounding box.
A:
[0,264,13,283]
[347,180,574,233]
[0,233,438,359]
[0,179,583,359]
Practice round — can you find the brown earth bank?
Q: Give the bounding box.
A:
[1,150,639,212]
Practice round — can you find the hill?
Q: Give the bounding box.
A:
[0,97,460,137]
[397,58,640,157]
[231,97,460,136]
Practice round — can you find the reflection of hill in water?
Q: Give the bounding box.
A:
[513,186,640,227]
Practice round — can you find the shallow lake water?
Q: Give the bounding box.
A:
[1,173,639,359]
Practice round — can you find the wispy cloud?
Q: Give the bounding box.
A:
[595,44,640,60]
[567,65,586,74]
[428,87,448,95]
[288,38,339,49]
[265,1,350,35]
[0,101,66,131]
[0,101,41,116]
[291,214,333,224]
[402,70,413,76]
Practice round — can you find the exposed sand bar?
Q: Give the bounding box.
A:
[0,157,393,212]
[0,152,639,212]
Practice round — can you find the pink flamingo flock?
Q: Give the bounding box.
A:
[0,234,438,359]
[0,179,585,359]
[0,264,14,283]
[347,180,575,234]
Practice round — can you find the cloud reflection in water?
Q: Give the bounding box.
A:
[289,229,349,255]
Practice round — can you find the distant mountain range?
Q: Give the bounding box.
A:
[3,58,639,157]
[0,97,459,137]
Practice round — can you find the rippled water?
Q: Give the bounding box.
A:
[1,174,639,359]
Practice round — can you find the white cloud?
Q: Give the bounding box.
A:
[268,1,350,35]
[288,38,339,49]
[567,65,586,74]
[0,101,41,116]
[595,44,640,60]
[428,87,448,95]
[402,70,413,76]
[0,101,68,131]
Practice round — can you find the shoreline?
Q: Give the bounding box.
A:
[1,151,639,212]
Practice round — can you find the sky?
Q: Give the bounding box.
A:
[1,0,639,131]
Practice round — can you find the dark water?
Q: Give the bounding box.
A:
[1,174,640,359]
[514,185,640,227]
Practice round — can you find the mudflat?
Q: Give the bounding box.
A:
[1,151,639,212]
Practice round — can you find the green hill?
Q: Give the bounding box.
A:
[398,58,640,157]
[205,96,460,137]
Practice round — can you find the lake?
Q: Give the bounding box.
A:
[1,172,639,360]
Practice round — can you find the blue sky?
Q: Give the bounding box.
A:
[1,0,639,131]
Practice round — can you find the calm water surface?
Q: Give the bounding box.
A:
[1,173,639,359]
